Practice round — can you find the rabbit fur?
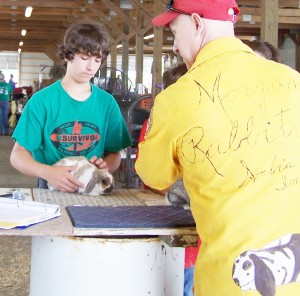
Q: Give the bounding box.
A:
[166,179,190,209]
[48,156,114,195]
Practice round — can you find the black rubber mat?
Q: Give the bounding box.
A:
[66,205,195,228]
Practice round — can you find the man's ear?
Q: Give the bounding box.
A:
[191,13,204,34]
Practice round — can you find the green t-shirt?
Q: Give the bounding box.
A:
[13,80,132,165]
[0,81,13,101]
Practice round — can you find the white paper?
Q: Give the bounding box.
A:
[0,197,61,229]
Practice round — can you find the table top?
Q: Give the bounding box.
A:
[0,188,197,238]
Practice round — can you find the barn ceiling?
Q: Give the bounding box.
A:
[1,0,300,61]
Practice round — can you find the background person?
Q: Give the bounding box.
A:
[244,40,280,62]
[10,21,131,192]
[0,72,13,136]
[9,74,17,89]
[136,0,300,295]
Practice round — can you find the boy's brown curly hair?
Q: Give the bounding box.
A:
[58,21,110,65]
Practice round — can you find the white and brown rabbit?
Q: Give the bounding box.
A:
[48,156,114,195]
[166,178,190,209]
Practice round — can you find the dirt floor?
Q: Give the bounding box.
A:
[0,236,31,296]
[0,137,32,296]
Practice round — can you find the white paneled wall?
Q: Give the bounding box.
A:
[280,37,296,69]
[0,53,19,84]
[0,54,18,70]
[19,52,54,87]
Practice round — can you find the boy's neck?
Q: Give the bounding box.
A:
[61,77,91,102]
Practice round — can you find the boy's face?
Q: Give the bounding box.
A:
[66,53,102,83]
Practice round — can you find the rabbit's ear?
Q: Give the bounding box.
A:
[84,170,98,193]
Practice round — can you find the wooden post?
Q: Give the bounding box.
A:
[152,0,164,101]
[122,10,130,97]
[110,43,117,78]
[110,14,118,79]
[136,9,144,90]
[261,0,278,47]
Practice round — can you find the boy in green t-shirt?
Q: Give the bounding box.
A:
[10,21,132,192]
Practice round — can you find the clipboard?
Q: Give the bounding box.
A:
[66,205,196,228]
[0,197,61,229]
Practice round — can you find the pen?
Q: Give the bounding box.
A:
[0,191,25,200]
[0,193,14,198]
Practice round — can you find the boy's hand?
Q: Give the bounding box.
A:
[46,164,84,192]
[89,156,107,170]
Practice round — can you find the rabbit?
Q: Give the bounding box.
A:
[166,178,190,209]
[48,156,114,196]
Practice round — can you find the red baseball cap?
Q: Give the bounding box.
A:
[152,0,240,27]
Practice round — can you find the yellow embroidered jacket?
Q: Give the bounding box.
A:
[135,37,300,295]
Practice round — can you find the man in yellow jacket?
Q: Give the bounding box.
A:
[135,0,300,295]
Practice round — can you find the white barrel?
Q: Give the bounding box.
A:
[30,236,184,296]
